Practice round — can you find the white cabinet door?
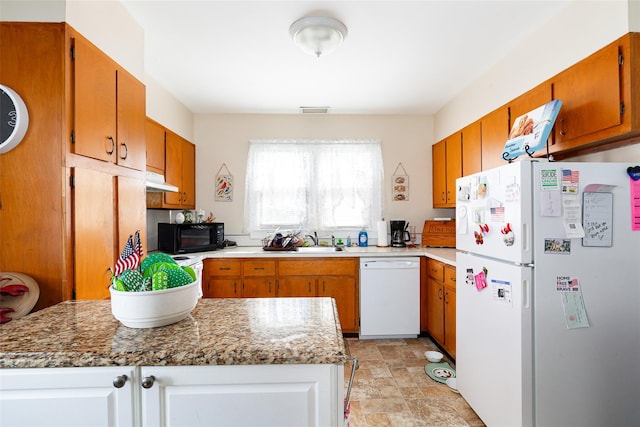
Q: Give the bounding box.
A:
[0,366,137,427]
[141,364,344,427]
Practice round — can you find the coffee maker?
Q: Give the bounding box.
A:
[390,220,410,247]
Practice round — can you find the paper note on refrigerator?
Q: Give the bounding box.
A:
[631,178,640,231]
[560,291,590,329]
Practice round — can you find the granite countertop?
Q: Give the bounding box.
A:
[195,246,457,266]
[0,298,348,369]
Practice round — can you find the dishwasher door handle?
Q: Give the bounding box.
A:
[361,261,419,269]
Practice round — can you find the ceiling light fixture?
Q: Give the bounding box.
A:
[289,16,348,58]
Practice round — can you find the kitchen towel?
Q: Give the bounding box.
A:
[376,220,388,246]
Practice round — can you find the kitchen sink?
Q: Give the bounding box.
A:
[296,246,343,253]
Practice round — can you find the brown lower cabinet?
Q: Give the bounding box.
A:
[204,257,359,333]
[425,258,456,359]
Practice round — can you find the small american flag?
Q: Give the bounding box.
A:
[113,235,140,276]
[134,229,144,258]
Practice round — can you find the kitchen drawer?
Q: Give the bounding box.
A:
[279,258,357,276]
[444,265,456,288]
[243,260,276,276]
[426,259,444,282]
[204,259,241,277]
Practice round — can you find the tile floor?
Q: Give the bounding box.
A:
[344,337,485,427]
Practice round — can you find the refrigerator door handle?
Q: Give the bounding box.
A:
[522,278,530,309]
[522,222,529,253]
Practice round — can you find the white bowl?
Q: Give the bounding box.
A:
[425,350,444,363]
[110,280,200,328]
[446,377,459,392]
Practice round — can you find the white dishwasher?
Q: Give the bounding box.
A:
[359,257,420,339]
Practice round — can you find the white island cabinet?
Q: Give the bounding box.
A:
[1,366,136,427]
[0,299,348,427]
[141,364,342,426]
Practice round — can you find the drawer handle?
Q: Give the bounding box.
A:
[220,267,231,270]
[451,278,456,282]
[254,267,265,270]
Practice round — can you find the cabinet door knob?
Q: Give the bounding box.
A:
[141,375,156,389]
[112,374,128,388]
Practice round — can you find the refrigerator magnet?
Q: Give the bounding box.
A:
[475,270,487,291]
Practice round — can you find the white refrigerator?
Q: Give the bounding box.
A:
[455,159,640,427]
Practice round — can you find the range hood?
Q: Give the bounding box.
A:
[145,171,179,192]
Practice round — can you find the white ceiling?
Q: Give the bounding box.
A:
[120,0,571,115]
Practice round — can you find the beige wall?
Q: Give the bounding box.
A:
[194,114,448,238]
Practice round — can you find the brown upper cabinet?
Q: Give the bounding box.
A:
[461,121,482,176]
[432,134,461,208]
[146,118,166,174]
[434,32,639,207]
[73,35,146,171]
[549,33,639,157]
[480,105,510,171]
[146,126,196,209]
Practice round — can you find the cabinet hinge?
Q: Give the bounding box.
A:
[70,174,75,189]
[70,130,75,144]
[618,52,624,66]
[620,102,625,116]
[70,44,75,60]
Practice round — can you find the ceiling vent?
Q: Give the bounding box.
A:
[300,106,330,114]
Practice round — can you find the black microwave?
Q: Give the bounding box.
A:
[158,222,224,254]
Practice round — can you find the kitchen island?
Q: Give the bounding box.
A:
[0,298,349,426]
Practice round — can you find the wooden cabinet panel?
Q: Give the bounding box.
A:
[116,175,147,257]
[432,135,461,208]
[163,130,183,206]
[73,33,145,171]
[278,277,316,297]
[204,259,241,276]
[461,122,481,176]
[481,106,510,171]
[116,68,146,171]
[444,265,457,358]
[181,140,196,208]
[445,135,461,205]
[425,259,456,358]
[73,168,115,300]
[426,274,444,344]
[243,277,276,297]
[279,259,355,276]
[426,258,444,282]
[146,118,165,174]
[73,34,117,163]
[319,277,358,332]
[207,278,241,298]
[432,140,446,206]
[156,130,196,209]
[243,260,276,276]
[552,41,622,150]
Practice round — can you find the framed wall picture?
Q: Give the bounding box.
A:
[392,163,409,201]
[215,163,233,201]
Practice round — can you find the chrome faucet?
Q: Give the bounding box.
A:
[305,232,319,246]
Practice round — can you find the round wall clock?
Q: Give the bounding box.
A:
[0,84,29,154]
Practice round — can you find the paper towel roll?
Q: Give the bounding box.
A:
[376,220,388,247]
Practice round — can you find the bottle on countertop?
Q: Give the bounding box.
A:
[358,227,368,247]
[346,235,352,247]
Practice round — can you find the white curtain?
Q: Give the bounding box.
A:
[244,139,383,234]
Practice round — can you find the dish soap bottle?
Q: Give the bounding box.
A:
[358,227,368,247]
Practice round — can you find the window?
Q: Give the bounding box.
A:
[244,139,383,235]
